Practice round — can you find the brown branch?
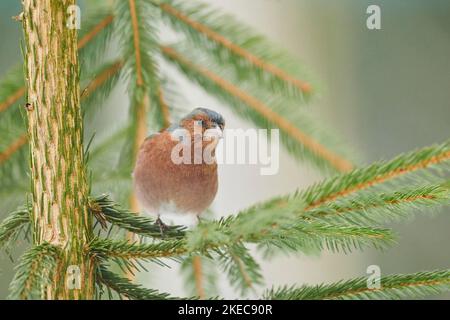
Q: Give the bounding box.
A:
[81,60,124,98]
[306,150,450,210]
[0,134,28,165]
[0,14,115,114]
[128,0,144,86]
[78,15,114,50]
[325,277,450,300]
[0,87,26,113]
[0,62,123,165]
[161,46,353,172]
[192,256,205,299]
[308,194,437,219]
[160,3,312,94]
[158,87,171,129]
[230,253,253,289]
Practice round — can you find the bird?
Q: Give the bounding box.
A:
[132,107,225,232]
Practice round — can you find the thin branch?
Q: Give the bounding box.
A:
[158,86,171,128]
[161,45,353,172]
[128,0,144,86]
[0,14,115,114]
[97,265,178,300]
[0,87,25,113]
[8,243,61,300]
[89,222,393,261]
[229,253,253,289]
[0,206,30,250]
[192,255,205,299]
[306,148,450,210]
[78,15,114,50]
[89,238,187,260]
[81,60,124,98]
[265,269,450,300]
[305,184,449,225]
[91,195,185,239]
[160,2,312,94]
[0,61,123,165]
[0,134,28,165]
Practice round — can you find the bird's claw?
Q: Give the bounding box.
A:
[155,217,169,238]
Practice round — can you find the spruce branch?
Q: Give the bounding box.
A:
[81,60,124,100]
[181,255,219,299]
[260,223,395,256]
[161,45,353,173]
[218,243,263,295]
[78,10,115,72]
[0,206,30,252]
[305,184,450,226]
[0,12,114,116]
[0,134,27,166]
[88,199,394,262]
[89,237,186,261]
[115,0,160,162]
[0,60,126,168]
[90,195,185,239]
[0,65,25,114]
[8,243,61,300]
[192,255,205,299]
[301,140,450,209]
[159,0,313,100]
[81,59,124,121]
[97,265,178,300]
[154,86,172,129]
[265,269,450,300]
[0,88,25,114]
[78,14,114,50]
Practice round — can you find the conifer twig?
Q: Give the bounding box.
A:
[78,15,114,49]
[81,60,124,98]
[8,243,60,300]
[161,45,353,172]
[305,184,449,225]
[265,269,450,300]
[0,134,27,165]
[303,142,450,209]
[0,87,25,113]
[159,1,312,94]
[192,255,205,299]
[97,265,178,300]
[91,195,185,239]
[89,221,393,261]
[158,87,171,128]
[0,14,114,115]
[0,207,30,250]
[0,61,124,165]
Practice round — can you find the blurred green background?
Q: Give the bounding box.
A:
[0,0,449,299]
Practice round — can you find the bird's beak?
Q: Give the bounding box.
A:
[204,125,223,141]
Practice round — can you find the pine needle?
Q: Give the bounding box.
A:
[265,269,450,300]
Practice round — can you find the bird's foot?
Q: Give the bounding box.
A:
[155,217,169,238]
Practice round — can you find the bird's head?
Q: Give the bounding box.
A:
[174,107,225,141]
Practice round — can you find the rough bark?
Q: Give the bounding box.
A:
[22,0,94,299]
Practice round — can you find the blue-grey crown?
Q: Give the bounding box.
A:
[184,107,225,127]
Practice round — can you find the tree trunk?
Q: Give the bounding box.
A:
[22,0,94,299]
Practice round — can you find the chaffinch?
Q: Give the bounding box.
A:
[133,107,225,231]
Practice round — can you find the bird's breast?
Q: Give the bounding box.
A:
[133,132,219,214]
